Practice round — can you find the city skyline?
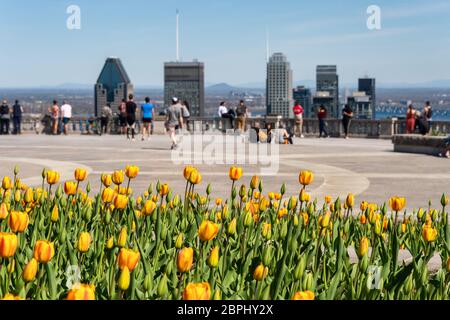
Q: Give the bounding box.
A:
[1,0,450,87]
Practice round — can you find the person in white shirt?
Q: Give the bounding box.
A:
[218,101,235,129]
[60,101,72,135]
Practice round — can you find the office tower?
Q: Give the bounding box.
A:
[164,61,205,117]
[316,65,339,118]
[347,92,372,119]
[266,53,294,118]
[313,92,335,117]
[358,78,376,119]
[293,86,312,118]
[94,57,133,117]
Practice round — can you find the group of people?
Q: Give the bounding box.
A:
[48,100,73,135]
[406,101,433,135]
[0,99,24,135]
[218,100,249,132]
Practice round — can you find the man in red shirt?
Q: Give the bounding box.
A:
[293,101,304,138]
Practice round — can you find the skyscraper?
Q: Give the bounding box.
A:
[164,61,205,117]
[293,86,312,118]
[358,78,376,119]
[266,53,294,118]
[94,57,133,117]
[347,92,372,119]
[316,65,339,118]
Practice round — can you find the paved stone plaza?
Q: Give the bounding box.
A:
[0,134,449,211]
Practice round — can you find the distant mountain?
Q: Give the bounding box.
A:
[206,83,239,92]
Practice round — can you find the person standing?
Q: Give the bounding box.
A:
[424,101,433,133]
[293,101,304,138]
[342,104,354,139]
[317,105,329,138]
[100,103,113,135]
[141,97,155,141]
[12,100,23,135]
[60,100,72,135]
[118,99,127,135]
[236,100,248,133]
[126,94,138,141]
[48,100,60,135]
[406,104,416,134]
[0,100,10,135]
[181,100,191,131]
[165,97,183,150]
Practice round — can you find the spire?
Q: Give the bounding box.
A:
[266,28,270,63]
[176,9,180,62]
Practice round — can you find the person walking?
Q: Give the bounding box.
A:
[141,97,155,141]
[342,104,354,139]
[236,100,248,134]
[60,100,72,135]
[317,105,329,138]
[406,104,416,134]
[100,103,113,135]
[293,101,304,138]
[12,100,23,135]
[165,97,183,150]
[49,100,60,135]
[126,94,138,141]
[181,100,191,131]
[0,100,10,135]
[118,99,127,135]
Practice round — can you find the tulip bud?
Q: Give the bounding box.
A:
[106,236,114,249]
[263,245,273,267]
[14,165,20,176]
[446,257,450,273]
[213,289,222,300]
[258,180,263,193]
[207,246,219,268]
[175,233,184,249]
[118,267,131,291]
[51,205,59,222]
[118,227,127,248]
[23,258,38,282]
[157,274,169,298]
[359,254,369,273]
[227,218,237,235]
[231,187,237,200]
[280,183,286,196]
[404,274,414,292]
[243,211,253,227]
[105,210,111,224]
[302,272,314,291]
[86,181,91,194]
[161,226,167,241]
[294,255,307,281]
[253,264,268,281]
[7,259,15,273]
[144,274,153,292]
[280,222,288,239]
[14,190,21,203]
[206,184,212,196]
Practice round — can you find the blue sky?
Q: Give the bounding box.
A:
[1,0,450,87]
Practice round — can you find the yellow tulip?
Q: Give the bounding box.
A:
[74,168,88,182]
[64,181,77,196]
[250,176,259,190]
[1,294,23,300]
[118,267,131,291]
[227,218,237,235]
[77,232,92,253]
[2,176,13,190]
[118,248,140,271]
[299,171,314,186]
[159,184,169,196]
[292,290,315,300]
[106,237,114,249]
[207,246,219,268]
[112,170,124,185]
[253,263,268,281]
[33,240,55,263]
[0,232,18,258]
[346,193,355,209]
[389,197,406,212]
[183,282,211,300]
[67,284,96,300]
[422,225,437,242]
[24,188,33,204]
[23,258,38,283]
[198,221,220,242]
[320,212,331,228]
[229,166,243,181]
[118,227,127,248]
[125,165,139,179]
[189,170,202,185]
[324,195,332,204]
[299,189,310,203]
[101,174,113,187]
[177,247,194,273]
[102,188,115,203]
[360,201,369,212]
[357,237,369,258]
[262,223,272,238]
[114,194,128,210]
[46,171,60,185]
[0,202,9,220]
[8,211,29,233]
[143,200,157,216]
[183,166,197,181]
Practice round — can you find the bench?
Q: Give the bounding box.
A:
[392,134,448,156]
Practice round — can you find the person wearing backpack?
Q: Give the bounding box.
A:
[12,100,23,135]
[181,100,191,131]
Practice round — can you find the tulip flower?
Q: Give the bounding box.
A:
[292,290,315,300]
[0,202,9,220]
[106,237,114,249]
[23,258,38,283]
[102,188,115,203]
[183,282,211,300]
[124,165,139,179]
[74,168,88,182]
[198,221,220,241]
[422,225,437,242]
[114,194,128,210]
[8,211,29,233]
[447,257,450,272]
[229,166,243,181]
[177,247,194,273]
[441,194,449,207]
[1,294,23,300]
[360,214,367,225]
[101,174,113,187]
[250,176,259,190]
[143,200,156,216]
[325,195,332,204]
[253,263,268,281]
[64,181,77,196]
[0,233,18,258]
[207,246,219,268]
[360,201,369,212]
[67,284,96,300]
[227,218,237,235]
[299,171,314,186]
[46,171,60,185]
[24,188,33,204]
[357,237,369,259]
[262,223,272,238]
[389,197,406,212]
[2,176,13,190]
[299,189,310,203]
[320,212,331,229]
[346,193,355,209]
[183,166,196,181]
[118,266,131,291]
[33,240,55,263]
[77,232,92,253]
[112,170,125,185]
[118,248,140,271]
[189,170,202,185]
[118,227,128,248]
[159,184,169,196]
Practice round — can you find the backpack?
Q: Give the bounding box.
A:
[182,106,190,118]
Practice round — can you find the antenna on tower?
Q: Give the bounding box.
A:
[266,28,270,63]
[176,9,180,62]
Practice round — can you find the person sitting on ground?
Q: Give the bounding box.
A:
[279,125,294,145]
[266,123,273,144]
[438,136,450,158]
